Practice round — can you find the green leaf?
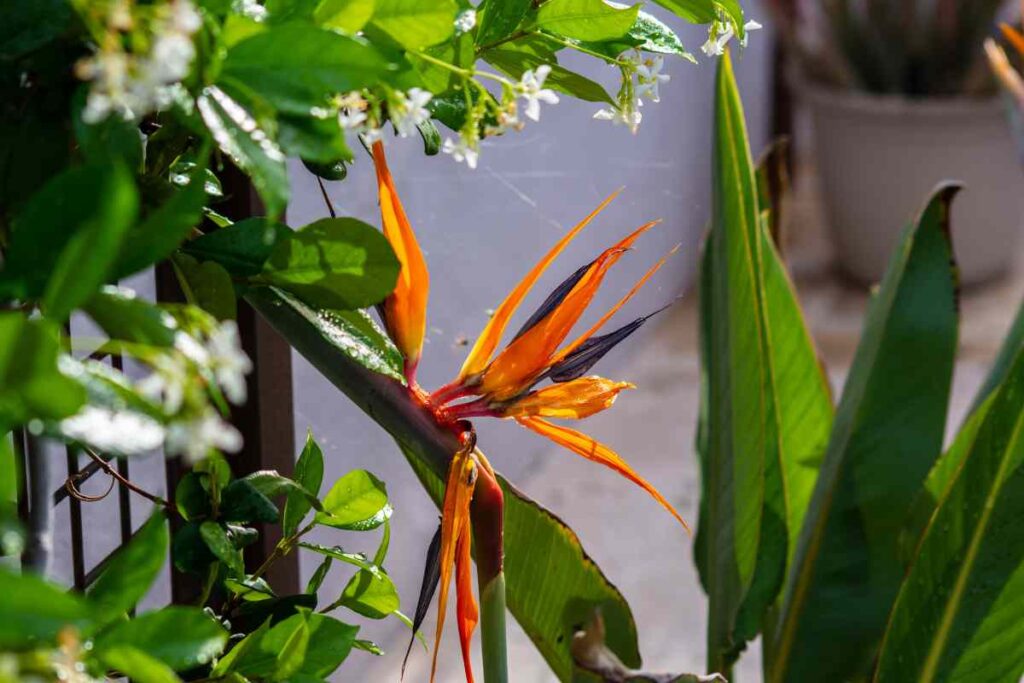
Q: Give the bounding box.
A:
[334,568,400,619]
[221,25,393,114]
[484,44,614,104]
[173,521,217,574]
[114,174,209,279]
[200,521,245,576]
[299,614,359,676]
[84,287,177,347]
[416,118,441,156]
[93,607,228,671]
[972,296,1024,415]
[172,253,238,321]
[0,315,86,426]
[367,0,456,49]
[0,163,138,319]
[651,0,716,24]
[222,479,280,524]
[183,218,292,277]
[315,469,391,530]
[169,160,223,197]
[96,646,182,683]
[585,10,694,59]
[284,431,326,536]
[88,511,169,620]
[274,611,311,680]
[306,556,333,595]
[0,567,94,647]
[303,158,348,181]
[298,542,377,572]
[314,0,376,33]
[256,217,400,310]
[536,0,639,41]
[353,638,384,655]
[770,184,960,682]
[279,113,354,165]
[477,0,532,46]
[225,576,276,601]
[220,612,312,679]
[0,0,70,58]
[246,285,644,681]
[875,347,1024,683]
[197,86,289,219]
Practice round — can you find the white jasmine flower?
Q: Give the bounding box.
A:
[391,87,433,137]
[60,406,166,456]
[338,91,368,129]
[442,136,479,169]
[740,20,762,48]
[593,107,642,134]
[174,330,209,364]
[148,32,195,82]
[137,354,191,413]
[454,9,476,34]
[169,0,202,33]
[636,54,670,102]
[516,65,559,122]
[165,409,243,462]
[206,320,252,405]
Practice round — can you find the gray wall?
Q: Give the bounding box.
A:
[288,12,774,680]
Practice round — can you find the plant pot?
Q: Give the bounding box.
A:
[799,82,1024,286]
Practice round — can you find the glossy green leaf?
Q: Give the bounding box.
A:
[973,296,1024,415]
[200,521,245,575]
[0,567,94,647]
[169,160,223,197]
[298,614,359,676]
[303,158,348,181]
[183,218,292,277]
[651,0,717,24]
[314,0,376,32]
[875,347,1024,683]
[172,521,217,574]
[0,163,138,319]
[96,646,181,683]
[306,556,333,594]
[278,113,354,164]
[770,185,960,682]
[0,315,86,426]
[219,612,312,679]
[315,469,391,530]
[697,53,832,672]
[256,217,400,310]
[299,542,377,572]
[477,0,532,46]
[84,287,177,347]
[221,25,393,114]
[0,0,70,59]
[585,10,695,60]
[222,479,280,524]
[484,44,614,104]
[172,253,238,321]
[416,118,441,156]
[94,607,228,671]
[275,611,311,680]
[197,86,289,219]
[88,511,169,620]
[114,175,208,279]
[284,431,326,536]
[334,567,400,619]
[176,473,212,521]
[247,285,643,681]
[536,0,639,41]
[368,0,457,49]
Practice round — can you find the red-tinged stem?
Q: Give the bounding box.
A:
[470,460,508,683]
[430,380,472,406]
[447,399,499,421]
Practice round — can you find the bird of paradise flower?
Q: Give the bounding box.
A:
[369,140,687,682]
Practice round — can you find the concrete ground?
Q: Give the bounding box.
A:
[295,166,1024,682]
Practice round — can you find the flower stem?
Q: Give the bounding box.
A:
[471,461,508,683]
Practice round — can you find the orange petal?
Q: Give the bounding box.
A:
[516,417,689,532]
[431,448,477,683]
[477,221,658,401]
[1002,22,1024,56]
[455,523,478,683]
[551,245,677,365]
[501,377,635,420]
[458,190,622,383]
[373,140,429,379]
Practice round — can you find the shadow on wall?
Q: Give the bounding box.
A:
[287,6,773,680]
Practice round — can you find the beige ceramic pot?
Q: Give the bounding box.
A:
[800,82,1024,286]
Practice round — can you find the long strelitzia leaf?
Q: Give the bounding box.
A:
[697,52,833,673]
[874,345,1024,683]
[246,286,641,682]
[769,185,961,683]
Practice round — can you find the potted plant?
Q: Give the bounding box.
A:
[769,0,1022,285]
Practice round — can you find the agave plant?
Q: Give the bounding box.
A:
[768,0,1004,95]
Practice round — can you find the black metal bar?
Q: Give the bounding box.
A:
[65,447,86,589]
[23,433,53,575]
[111,354,133,545]
[14,428,28,525]
[53,457,104,505]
